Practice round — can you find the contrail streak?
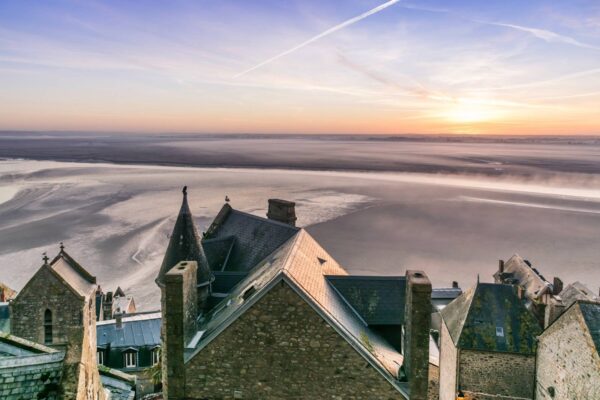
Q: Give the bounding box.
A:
[233,0,401,78]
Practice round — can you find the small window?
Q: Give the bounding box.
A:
[152,348,161,366]
[44,309,53,344]
[496,327,504,337]
[124,351,138,368]
[97,350,104,365]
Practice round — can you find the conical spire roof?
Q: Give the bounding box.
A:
[156,186,213,286]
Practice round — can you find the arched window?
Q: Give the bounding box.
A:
[44,309,53,344]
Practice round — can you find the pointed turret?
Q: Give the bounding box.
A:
[156,186,213,292]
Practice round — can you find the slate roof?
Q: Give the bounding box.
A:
[203,204,299,272]
[99,367,136,400]
[559,282,600,309]
[578,302,600,355]
[187,229,407,394]
[440,283,541,354]
[326,276,406,325]
[211,271,248,294]
[97,312,161,349]
[0,303,9,333]
[203,236,235,271]
[156,188,212,287]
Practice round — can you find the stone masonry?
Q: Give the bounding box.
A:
[10,262,105,399]
[536,303,600,399]
[458,350,535,399]
[183,281,404,399]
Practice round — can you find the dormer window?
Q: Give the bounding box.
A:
[123,349,138,368]
[44,309,53,344]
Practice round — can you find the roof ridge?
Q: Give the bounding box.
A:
[230,208,301,231]
[449,284,477,346]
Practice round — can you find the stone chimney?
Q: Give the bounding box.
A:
[162,260,198,400]
[115,310,123,329]
[404,270,432,400]
[552,277,563,296]
[266,199,297,226]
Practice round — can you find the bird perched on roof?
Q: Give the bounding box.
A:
[183,186,188,195]
[225,195,230,203]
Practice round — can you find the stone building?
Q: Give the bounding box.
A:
[7,246,135,400]
[158,190,434,400]
[536,300,600,399]
[97,311,162,397]
[438,283,541,400]
[96,286,137,321]
[494,255,562,326]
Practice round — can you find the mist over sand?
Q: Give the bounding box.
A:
[1,134,600,309]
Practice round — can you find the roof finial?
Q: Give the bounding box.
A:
[225,195,230,203]
[182,186,188,196]
[42,252,49,265]
[59,241,64,252]
[477,274,480,284]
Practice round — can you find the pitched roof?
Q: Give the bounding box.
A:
[156,188,212,286]
[495,254,552,301]
[44,250,97,299]
[559,282,600,309]
[578,302,600,355]
[326,276,406,325]
[203,204,299,272]
[97,312,161,348]
[441,283,541,354]
[187,229,406,393]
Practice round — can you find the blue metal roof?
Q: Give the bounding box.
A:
[97,313,161,348]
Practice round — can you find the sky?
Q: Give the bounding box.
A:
[1,0,600,135]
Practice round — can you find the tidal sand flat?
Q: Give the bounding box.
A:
[1,154,600,310]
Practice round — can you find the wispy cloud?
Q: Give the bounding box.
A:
[233,0,402,78]
[484,21,600,51]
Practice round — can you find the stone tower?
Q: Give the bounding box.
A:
[10,246,105,399]
[156,186,213,313]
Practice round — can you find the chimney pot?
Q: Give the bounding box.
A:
[452,281,459,289]
[499,259,505,273]
[267,199,297,226]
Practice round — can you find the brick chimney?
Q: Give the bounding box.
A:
[267,199,297,226]
[162,260,198,400]
[404,270,432,400]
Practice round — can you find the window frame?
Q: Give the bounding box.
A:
[124,350,138,368]
[151,347,161,366]
[97,350,104,365]
[43,309,53,344]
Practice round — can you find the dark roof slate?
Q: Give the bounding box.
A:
[203,204,299,273]
[0,304,9,333]
[441,283,541,354]
[211,271,248,294]
[156,189,212,286]
[326,276,406,325]
[202,236,235,271]
[579,302,600,355]
[97,314,161,348]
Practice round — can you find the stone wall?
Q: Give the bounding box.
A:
[536,305,600,399]
[439,321,458,400]
[428,364,439,400]
[0,352,64,400]
[10,265,105,400]
[183,280,404,399]
[459,350,535,399]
